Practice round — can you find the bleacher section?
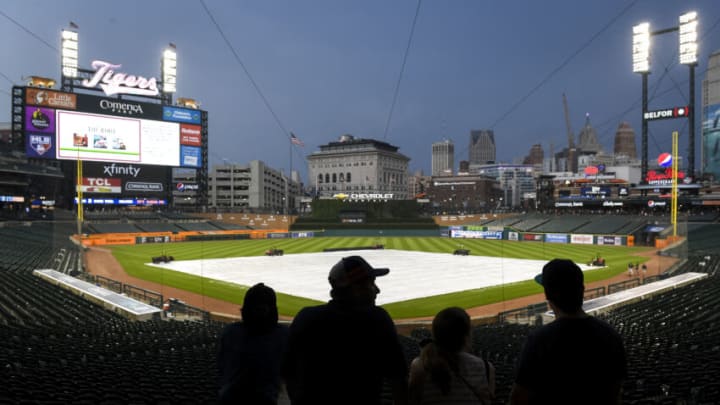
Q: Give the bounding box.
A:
[530,215,591,233]
[207,221,251,231]
[573,215,636,234]
[86,222,142,234]
[134,222,184,233]
[174,222,223,232]
[508,214,550,231]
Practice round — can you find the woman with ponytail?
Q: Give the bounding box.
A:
[408,307,495,404]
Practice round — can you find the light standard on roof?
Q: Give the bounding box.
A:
[633,12,699,189]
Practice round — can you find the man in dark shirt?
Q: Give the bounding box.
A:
[510,259,627,405]
[283,255,408,405]
[218,283,289,404]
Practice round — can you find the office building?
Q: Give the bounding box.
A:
[307,134,410,199]
[613,122,637,159]
[703,50,720,180]
[431,139,454,176]
[469,130,495,164]
[208,160,301,213]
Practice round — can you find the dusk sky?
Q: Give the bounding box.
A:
[2,0,720,182]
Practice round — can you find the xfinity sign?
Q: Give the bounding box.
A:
[643,106,690,121]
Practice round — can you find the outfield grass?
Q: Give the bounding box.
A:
[110,237,652,318]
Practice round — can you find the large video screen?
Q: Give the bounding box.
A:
[23,88,203,168]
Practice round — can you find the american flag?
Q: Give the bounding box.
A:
[290,132,305,147]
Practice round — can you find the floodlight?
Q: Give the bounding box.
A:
[61,29,78,78]
[679,11,698,65]
[632,22,650,73]
[162,46,177,93]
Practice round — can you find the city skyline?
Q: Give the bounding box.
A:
[1,1,720,183]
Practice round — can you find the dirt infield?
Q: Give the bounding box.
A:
[85,247,676,323]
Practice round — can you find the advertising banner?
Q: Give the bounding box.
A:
[291,231,315,238]
[136,236,171,244]
[25,88,76,109]
[268,233,289,239]
[175,182,198,192]
[25,107,55,133]
[75,93,163,119]
[79,177,122,193]
[597,236,622,246]
[545,234,568,244]
[180,145,202,168]
[180,124,202,146]
[571,234,594,245]
[523,233,543,241]
[82,162,168,196]
[26,133,56,159]
[55,110,180,166]
[163,106,201,124]
[451,230,503,239]
[56,111,141,162]
[508,231,519,241]
[703,103,720,179]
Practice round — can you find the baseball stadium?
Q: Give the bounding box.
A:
[3,8,720,404]
[1,203,719,403]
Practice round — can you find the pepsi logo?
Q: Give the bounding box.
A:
[657,153,672,168]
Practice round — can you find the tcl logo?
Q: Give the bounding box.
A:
[83,177,121,186]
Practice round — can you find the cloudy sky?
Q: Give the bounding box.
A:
[1,0,720,182]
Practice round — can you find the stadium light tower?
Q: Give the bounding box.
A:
[679,11,698,179]
[632,11,700,188]
[162,44,177,105]
[633,22,651,186]
[61,27,79,94]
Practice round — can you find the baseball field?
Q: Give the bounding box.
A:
[109,237,652,318]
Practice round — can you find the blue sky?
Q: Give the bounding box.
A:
[1,0,720,182]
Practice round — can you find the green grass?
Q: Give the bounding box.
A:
[109,237,652,319]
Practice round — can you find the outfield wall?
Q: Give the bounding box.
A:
[79,229,290,246]
[447,226,630,246]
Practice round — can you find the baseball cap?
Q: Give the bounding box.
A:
[328,255,389,288]
[535,259,584,290]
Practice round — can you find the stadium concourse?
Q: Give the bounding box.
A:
[145,250,594,306]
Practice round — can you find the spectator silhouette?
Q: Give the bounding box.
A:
[283,255,408,405]
[408,307,495,404]
[218,283,289,405]
[510,259,627,404]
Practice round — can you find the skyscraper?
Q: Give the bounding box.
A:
[577,114,601,154]
[613,122,637,159]
[523,144,544,165]
[431,139,454,176]
[702,50,720,179]
[469,130,495,164]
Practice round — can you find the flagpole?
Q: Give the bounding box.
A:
[286,135,292,216]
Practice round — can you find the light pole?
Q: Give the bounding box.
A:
[632,12,699,187]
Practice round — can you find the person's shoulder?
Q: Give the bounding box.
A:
[221,321,246,336]
[293,303,331,322]
[458,351,482,362]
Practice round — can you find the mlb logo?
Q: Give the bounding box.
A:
[30,135,52,156]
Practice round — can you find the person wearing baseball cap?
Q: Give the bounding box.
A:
[283,255,408,405]
[510,259,627,405]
